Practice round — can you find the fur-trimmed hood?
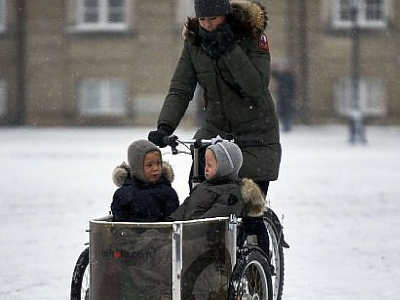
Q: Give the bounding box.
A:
[112,161,175,187]
[241,178,268,217]
[183,0,268,40]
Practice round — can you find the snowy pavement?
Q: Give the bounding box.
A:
[0,125,399,300]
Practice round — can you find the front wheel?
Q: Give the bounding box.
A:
[70,247,90,300]
[182,249,231,300]
[228,249,273,300]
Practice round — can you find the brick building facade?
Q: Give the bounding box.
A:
[0,0,399,126]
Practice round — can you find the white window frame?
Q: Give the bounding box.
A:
[79,79,127,116]
[0,0,6,33]
[76,0,129,32]
[334,77,386,117]
[331,0,388,29]
[0,80,6,116]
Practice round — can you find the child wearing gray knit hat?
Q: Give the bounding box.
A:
[110,140,179,222]
[169,138,266,221]
[128,139,162,183]
[206,140,243,182]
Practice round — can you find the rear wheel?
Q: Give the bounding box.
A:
[70,247,90,300]
[228,249,273,300]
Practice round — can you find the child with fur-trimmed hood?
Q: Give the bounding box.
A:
[111,140,179,222]
[168,139,266,221]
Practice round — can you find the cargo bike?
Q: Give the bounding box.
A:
[70,136,288,300]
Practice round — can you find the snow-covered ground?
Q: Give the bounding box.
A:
[0,125,399,300]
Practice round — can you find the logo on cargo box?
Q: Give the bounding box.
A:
[102,249,154,260]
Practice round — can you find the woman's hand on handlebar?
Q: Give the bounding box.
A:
[148,125,174,148]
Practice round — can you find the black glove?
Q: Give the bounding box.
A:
[148,124,173,148]
[216,24,236,55]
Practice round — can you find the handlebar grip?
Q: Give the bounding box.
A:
[162,135,178,147]
[163,135,179,154]
[162,135,170,146]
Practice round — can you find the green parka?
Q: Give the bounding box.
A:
[158,1,281,181]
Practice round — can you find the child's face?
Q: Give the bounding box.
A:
[205,149,218,179]
[143,151,162,183]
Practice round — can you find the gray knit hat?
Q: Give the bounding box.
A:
[127,140,161,182]
[207,141,243,181]
[194,0,232,18]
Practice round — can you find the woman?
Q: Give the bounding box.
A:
[148,0,281,195]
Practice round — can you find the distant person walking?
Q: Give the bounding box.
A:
[272,62,296,132]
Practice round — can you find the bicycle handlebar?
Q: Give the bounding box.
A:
[162,135,233,155]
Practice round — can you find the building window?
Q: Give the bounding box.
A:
[334,77,386,117]
[0,0,5,33]
[332,0,388,29]
[79,79,127,116]
[76,0,129,32]
[0,80,6,115]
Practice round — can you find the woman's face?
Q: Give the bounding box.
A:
[205,149,218,179]
[199,16,226,32]
[143,151,162,183]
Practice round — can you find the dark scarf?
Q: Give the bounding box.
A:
[199,23,231,60]
[199,27,219,59]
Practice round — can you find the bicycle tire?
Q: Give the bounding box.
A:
[70,247,90,300]
[182,249,231,300]
[228,248,273,300]
[263,210,285,300]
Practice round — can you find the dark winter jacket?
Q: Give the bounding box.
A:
[168,177,265,221]
[157,1,281,182]
[111,162,179,222]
